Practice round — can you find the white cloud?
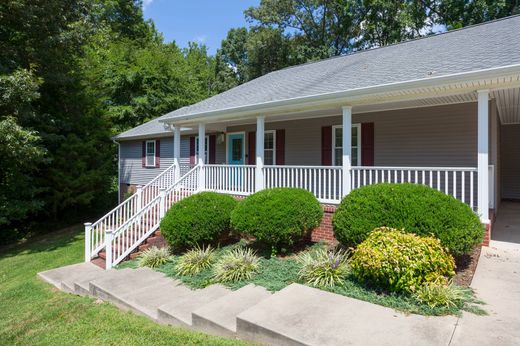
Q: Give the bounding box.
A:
[142,0,154,9]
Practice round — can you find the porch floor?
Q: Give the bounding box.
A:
[491,202,520,247]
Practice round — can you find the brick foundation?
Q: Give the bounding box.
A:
[311,205,338,246]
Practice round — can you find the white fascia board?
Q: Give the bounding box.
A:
[159,64,520,125]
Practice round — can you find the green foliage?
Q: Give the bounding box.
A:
[414,282,474,309]
[350,228,456,293]
[175,245,215,276]
[213,248,260,283]
[160,192,238,249]
[298,248,350,288]
[231,188,323,251]
[138,246,170,268]
[332,183,484,255]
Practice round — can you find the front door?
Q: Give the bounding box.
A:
[228,133,245,165]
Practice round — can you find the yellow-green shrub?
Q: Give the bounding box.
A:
[350,228,455,293]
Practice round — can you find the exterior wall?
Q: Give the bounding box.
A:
[228,102,479,167]
[500,124,520,200]
[119,135,226,185]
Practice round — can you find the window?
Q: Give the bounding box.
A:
[146,140,156,167]
[264,131,276,165]
[332,125,361,166]
[195,136,209,163]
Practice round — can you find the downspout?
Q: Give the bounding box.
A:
[113,139,121,204]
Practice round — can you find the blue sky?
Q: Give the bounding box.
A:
[143,0,260,54]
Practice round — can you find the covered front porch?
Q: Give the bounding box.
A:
[165,89,500,224]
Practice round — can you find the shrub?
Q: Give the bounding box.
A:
[231,188,323,251]
[298,248,349,288]
[175,246,215,276]
[350,228,455,293]
[332,183,484,255]
[213,248,259,282]
[138,246,170,268]
[414,282,472,309]
[160,192,238,249]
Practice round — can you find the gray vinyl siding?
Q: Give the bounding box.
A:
[120,135,226,185]
[228,102,480,167]
[501,124,520,200]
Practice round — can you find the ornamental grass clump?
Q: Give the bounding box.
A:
[414,282,473,309]
[213,248,259,283]
[298,248,349,288]
[350,227,455,293]
[138,246,170,268]
[175,246,215,276]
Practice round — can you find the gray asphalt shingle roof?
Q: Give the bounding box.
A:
[115,15,520,140]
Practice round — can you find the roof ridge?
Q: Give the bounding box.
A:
[274,14,520,74]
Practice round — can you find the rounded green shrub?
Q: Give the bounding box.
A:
[350,228,456,293]
[332,183,484,255]
[230,188,323,251]
[160,192,238,249]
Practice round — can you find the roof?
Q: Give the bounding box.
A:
[115,15,520,140]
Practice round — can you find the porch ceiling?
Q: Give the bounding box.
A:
[493,87,520,124]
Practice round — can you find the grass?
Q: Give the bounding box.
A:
[124,241,486,317]
[0,225,252,346]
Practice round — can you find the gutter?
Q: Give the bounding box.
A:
[159,64,520,125]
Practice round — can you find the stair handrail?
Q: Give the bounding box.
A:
[85,162,178,261]
[104,164,201,269]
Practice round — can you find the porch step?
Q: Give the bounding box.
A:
[192,284,271,337]
[37,262,103,290]
[157,285,230,327]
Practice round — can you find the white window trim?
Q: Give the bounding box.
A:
[332,124,361,167]
[195,135,209,163]
[264,130,276,166]
[145,140,156,167]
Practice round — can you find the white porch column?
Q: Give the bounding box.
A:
[342,106,352,197]
[255,116,265,191]
[173,126,181,180]
[198,123,206,191]
[477,90,490,223]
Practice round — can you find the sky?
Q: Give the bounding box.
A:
[143,0,260,55]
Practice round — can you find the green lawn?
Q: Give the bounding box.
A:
[0,226,252,346]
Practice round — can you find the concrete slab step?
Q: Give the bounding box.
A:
[90,268,170,306]
[236,283,457,346]
[192,284,271,337]
[157,285,230,327]
[37,262,102,290]
[61,265,107,294]
[73,268,132,295]
[116,280,194,320]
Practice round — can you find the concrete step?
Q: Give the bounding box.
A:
[236,283,457,346]
[192,284,271,338]
[157,285,230,327]
[37,262,102,290]
[60,265,106,294]
[89,267,171,307]
[116,280,194,320]
[73,268,133,295]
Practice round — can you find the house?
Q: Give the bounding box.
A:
[87,16,520,269]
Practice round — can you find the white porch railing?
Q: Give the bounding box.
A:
[204,164,256,195]
[105,165,201,269]
[263,165,343,204]
[351,166,478,210]
[85,162,178,261]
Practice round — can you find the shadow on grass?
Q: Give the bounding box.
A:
[0,224,83,260]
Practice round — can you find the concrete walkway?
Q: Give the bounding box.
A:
[491,202,520,246]
[450,243,520,346]
[38,245,520,346]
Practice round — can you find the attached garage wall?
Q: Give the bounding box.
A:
[501,124,520,200]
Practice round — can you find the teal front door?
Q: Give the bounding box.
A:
[228,133,245,165]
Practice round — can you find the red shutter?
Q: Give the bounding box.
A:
[321,126,332,166]
[209,135,216,164]
[361,123,374,166]
[155,140,160,168]
[248,132,256,164]
[275,129,285,165]
[189,137,195,165]
[141,141,146,167]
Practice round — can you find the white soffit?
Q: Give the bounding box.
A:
[493,87,520,124]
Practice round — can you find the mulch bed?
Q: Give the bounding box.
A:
[453,245,482,287]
